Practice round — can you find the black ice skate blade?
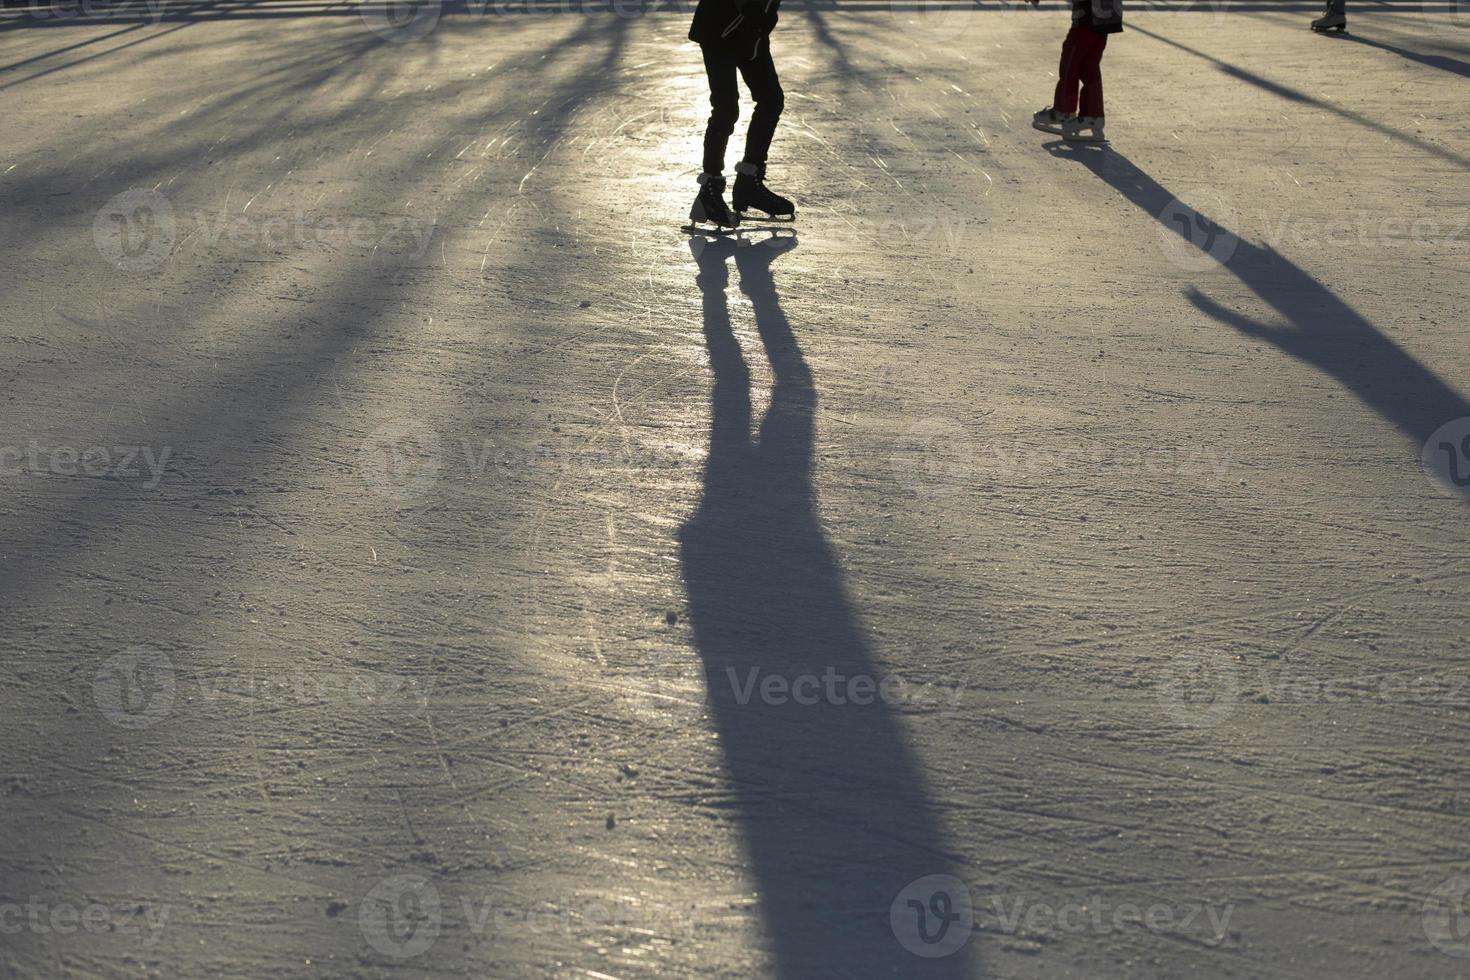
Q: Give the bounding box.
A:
[1310,23,1347,32]
[683,222,795,237]
[733,210,796,223]
[1061,134,1109,145]
[684,222,739,235]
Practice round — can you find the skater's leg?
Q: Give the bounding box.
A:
[737,46,784,167]
[1058,29,1108,142]
[1077,31,1107,119]
[702,50,740,176]
[731,48,794,218]
[694,49,742,228]
[1053,24,1086,116]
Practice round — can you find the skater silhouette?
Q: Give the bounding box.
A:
[678,231,977,977]
[688,0,796,228]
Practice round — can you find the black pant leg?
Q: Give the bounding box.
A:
[737,44,784,166]
[702,49,741,175]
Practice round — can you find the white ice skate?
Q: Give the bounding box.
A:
[1031,106,1075,136]
[1062,116,1107,144]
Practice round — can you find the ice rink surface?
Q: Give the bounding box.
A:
[2,0,1469,976]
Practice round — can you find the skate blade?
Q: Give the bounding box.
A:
[1032,119,1066,135]
[1062,133,1108,144]
[682,222,740,236]
[1310,22,1346,31]
[735,210,795,223]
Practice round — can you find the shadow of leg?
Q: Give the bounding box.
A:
[679,231,980,977]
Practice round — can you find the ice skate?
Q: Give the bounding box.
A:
[1031,106,1075,135]
[1062,115,1107,143]
[689,173,740,232]
[732,160,795,222]
[1310,0,1346,31]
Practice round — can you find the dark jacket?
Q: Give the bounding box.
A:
[1074,0,1123,33]
[690,0,781,60]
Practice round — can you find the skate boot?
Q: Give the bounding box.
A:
[1062,115,1107,143]
[690,173,739,231]
[732,161,795,221]
[1031,106,1075,135]
[1311,0,1346,31]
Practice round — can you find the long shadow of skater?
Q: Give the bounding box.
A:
[678,231,978,978]
[1128,24,1470,172]
[1332,31,1470,80]
[1047,142,1470,464]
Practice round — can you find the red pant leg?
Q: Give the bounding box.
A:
[1076,29,1108,118]
[1053,24,1108,117]
[1052,24,1083,114]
